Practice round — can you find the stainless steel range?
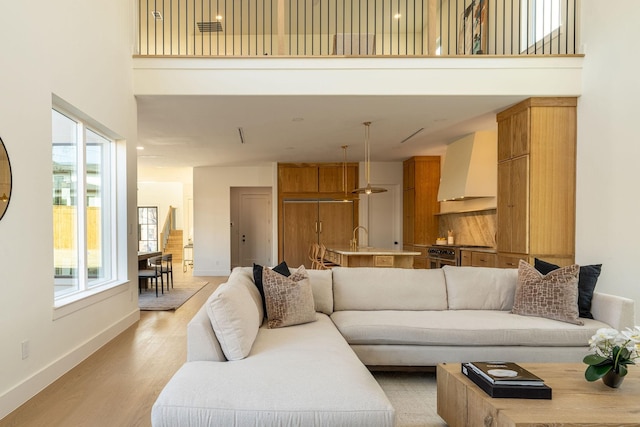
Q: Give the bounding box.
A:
[426,245,459,268]
[426,245,490,268]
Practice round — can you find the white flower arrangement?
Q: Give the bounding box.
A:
[583,326,640,381]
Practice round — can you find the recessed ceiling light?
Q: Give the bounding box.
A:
[394,13,401,19]
[136,146,144,150]
[216,15,223,20]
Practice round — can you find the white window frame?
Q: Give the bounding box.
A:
[53,102,120,306]
[520,0,565,54]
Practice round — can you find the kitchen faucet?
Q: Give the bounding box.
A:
[351,226,368,250]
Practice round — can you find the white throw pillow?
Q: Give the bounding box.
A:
[443,265,518,310]
[304,268,334,315]
[205,282,259,361]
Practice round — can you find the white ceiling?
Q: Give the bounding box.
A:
[136,94,528,177]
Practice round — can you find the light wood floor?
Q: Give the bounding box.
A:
[0,270,227,427]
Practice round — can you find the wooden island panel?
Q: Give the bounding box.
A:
[324,247,420,269]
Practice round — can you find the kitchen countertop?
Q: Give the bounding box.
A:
[458,246,497,253]
[325,246,421,256]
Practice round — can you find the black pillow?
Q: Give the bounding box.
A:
[534,258,602,319]
[252,261,290,313]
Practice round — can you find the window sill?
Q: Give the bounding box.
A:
[53,280,130,320]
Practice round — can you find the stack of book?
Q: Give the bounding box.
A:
[461,362,552,399]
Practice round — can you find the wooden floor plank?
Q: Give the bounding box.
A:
[0,271,226,427]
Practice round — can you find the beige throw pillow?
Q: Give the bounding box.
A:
[263,265,316,329]
[205,283,260,360]
[511,260,583,325]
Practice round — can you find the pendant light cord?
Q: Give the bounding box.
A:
[364,121,371,189]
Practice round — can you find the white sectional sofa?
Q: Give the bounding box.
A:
[151,265,635,427]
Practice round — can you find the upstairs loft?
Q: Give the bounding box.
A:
[136,0,580,57]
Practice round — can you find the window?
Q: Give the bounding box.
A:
[138,206,158,252]
[53,107,116,299]
[521,0,563,52]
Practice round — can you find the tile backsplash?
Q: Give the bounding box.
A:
[437,209,496,247]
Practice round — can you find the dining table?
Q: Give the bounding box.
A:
[138,251,162,270]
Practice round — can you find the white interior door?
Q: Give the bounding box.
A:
[239,193,272,267]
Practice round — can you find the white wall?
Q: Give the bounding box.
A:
[358,161,404,248]
[137,166,194,244]
[576,0,640,322]
[0,0,137,418]
[193,165,276,276]
[138,181,186,235]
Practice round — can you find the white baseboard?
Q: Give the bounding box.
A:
[193,268,231,276]
[0,308,140,420]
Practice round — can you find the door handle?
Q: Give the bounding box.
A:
[315,222,318,233]
[319,221,323,233]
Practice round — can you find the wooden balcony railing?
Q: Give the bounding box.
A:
[137,0,578,57]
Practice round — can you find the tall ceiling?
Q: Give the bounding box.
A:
[136,93,527,178]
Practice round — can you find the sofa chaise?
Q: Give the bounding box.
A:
[151,265,635,427]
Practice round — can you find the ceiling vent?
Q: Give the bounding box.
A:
[151,11,163,20]
[198,21,223,32]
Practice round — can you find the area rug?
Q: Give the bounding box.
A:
[372,371,446,427]
[138,281,208,310]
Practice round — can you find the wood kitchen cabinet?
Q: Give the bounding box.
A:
[282,201,355,268]
[497,156,529,254]
[403,156,440,268]
[278,163,358,194]
[461,250,497,267]
[278,163,359,267]
[496,97,576,267]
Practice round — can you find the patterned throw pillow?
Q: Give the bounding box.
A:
[534,258,602,319]
[511,260,583,325]
[263,265,316,329]
[252,261,290,313]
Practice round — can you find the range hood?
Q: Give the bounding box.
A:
[437,130,497,202]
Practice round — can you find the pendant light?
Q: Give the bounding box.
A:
[341,145,350,201]
[352,121,387,194]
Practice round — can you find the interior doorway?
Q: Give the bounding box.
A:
[230,187,273,269]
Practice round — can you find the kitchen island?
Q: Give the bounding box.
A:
[324,246,421,269]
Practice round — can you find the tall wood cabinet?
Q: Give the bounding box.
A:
[282,201,354,268]
[496,97,577,268]
[278,163,359,268]
[403,156,441,268]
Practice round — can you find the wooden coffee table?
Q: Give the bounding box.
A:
[437,362,640,426]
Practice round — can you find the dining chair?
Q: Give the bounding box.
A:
[138,255,164,297]
[161,254,174,289]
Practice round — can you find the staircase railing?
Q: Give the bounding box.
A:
[161,206,176,252]
[136,0,579,57]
